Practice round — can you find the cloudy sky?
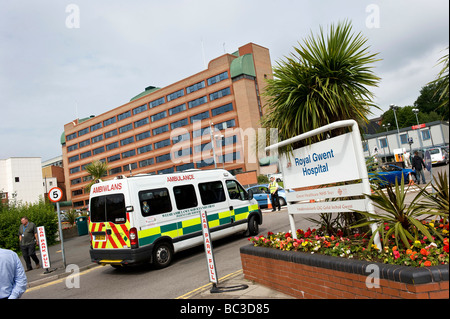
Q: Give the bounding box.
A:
[0,0,448,161]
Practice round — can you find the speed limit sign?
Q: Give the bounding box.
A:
[48,187,63,203]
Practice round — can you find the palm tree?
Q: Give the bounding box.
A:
[84,161,109,193]
[261,20,381,149]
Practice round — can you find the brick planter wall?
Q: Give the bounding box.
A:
[240,245,449,299]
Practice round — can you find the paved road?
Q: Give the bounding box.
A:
[23,207,312,299]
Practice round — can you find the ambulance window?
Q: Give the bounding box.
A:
[174,185,198,210]
[139,188,172,217]
[226,180,249,201]
[90,194,126,224]
[198,181,226,205]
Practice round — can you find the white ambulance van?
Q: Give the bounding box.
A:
[88,169,262,268]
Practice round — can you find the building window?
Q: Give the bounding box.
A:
[151,111,167,122]
[139,158,154,168]
[91,122,102,132]
[108,154,121,163]
[209,87,231,101]
[79,139,90,148]
[207,71,228,86]
[154,138,171,150]
[67,144,78,152]
[190,111,210,123]
[118,110,131,121]
[400,133,408,145]
[170,118,188,130]
[137,144,153,154]
[80,150,92,159]
[66,132,77,141]
[174,147,192,158]
[120,136,135,146]
[153,124,169,136]
[70,166,80,174]
[172,132,190,144]
[122,149,136,159]
[422,129,431,140]
[106,141,119,151]
[186,81,205,94]
[211,103,233,117]
[134,117,149,128]
[109,167,122,175]
[104,129,118,139]
[123,163,137,172]
[149,97,165,108]
[136,131,151,141]
[167,89,184,102]
[158,167,174,174]
[119,123,133,134]
[93,146,105,155]
[71,178,81,185]
[188,96,207,109]
[156,153,171,163]
[214,119,235,130]
[91,134,103,144]
[169,103,186,116]
[133,104,148,115]
[78,128,89,137]
[379,138,388,148]
[15,177,20,182]
[103,116,116,127]
[69,155,79,163]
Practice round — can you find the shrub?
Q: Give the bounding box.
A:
[0,200,58,253]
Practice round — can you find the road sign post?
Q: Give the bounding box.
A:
[48,187,66,268]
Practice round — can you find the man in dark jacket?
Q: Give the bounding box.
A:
[411,151,426,184]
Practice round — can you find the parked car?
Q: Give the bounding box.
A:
[427,147,449,166]
[368,164,415,187]
[247,184,288,208]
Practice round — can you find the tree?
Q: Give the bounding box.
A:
[261,20,381,150]
[414,82,449,120]
[377,105,441,133]
[84,161,109,193]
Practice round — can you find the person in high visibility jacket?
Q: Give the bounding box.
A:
[268,177,281,211]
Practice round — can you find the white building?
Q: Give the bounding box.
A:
[0,157,44,205]
[363,120,449,161]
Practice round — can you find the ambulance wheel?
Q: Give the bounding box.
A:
[153,242,173,269]
[248,215,259,236]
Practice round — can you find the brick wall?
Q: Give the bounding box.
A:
[240,245,449,299]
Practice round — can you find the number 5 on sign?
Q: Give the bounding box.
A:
[48,187,63,203]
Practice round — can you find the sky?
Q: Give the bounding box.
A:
[0,0,448,161]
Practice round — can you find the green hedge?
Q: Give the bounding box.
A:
[0,200,58,254]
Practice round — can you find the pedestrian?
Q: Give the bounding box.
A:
[411,151,426,184]
[18,217,40,271]
[0,248,28,299]
[268,177,281,211]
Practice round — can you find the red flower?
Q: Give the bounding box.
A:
[444,245,449,253]
[285,232,291,239]
[420,248,429,256]
[424,261,432,267]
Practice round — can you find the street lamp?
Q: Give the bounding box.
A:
[389,104,401,148]
[382,123,390,132]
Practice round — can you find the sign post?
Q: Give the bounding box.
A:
[424,150,434,193]
[200,210,219,290]
[200,210,248,293]
[48,187,66,268]
[266,120,382,250]
[37,226,55,274]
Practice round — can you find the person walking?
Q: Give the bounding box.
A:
[268,177,281,211]
[411,151,426,184]
[0,248,28,299]
[18,217,40,272]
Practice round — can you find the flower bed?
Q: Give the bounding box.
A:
[242,221,449,299]
[249,219,449,267]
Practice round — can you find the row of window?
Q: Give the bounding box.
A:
[69,133,238,176]
[71,151,241,189]
[374,130,432,149]
[66,72,230,142]
[67,102,234,153]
